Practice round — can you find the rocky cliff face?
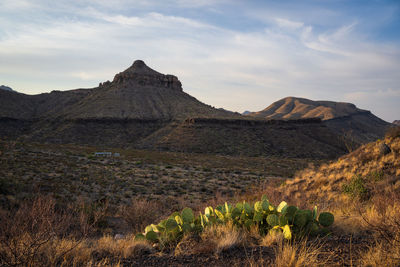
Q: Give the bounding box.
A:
[109,60,182,91]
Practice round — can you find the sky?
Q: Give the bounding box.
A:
[0,0,399,122]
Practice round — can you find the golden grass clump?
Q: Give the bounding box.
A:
[274,240,326,267]
[94,234,153,258]
[198,223,248,254]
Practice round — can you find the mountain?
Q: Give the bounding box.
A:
[0,85,13,92]
[393,120,400,126]
[247,97,391,144]
[0,62,377,158]
[247,97,362,120]
[0,60,237,120]
[242,110,251,115]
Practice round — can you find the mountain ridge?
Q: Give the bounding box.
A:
[0,60,239,121]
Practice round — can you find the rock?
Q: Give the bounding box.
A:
[379,143,391,155]
[111,61,183,91]
[114,234,125,240]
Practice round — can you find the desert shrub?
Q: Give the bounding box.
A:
[342,175,370,200]
[0,196,71,266]
[0,196,102,266]
[121,198,167,234]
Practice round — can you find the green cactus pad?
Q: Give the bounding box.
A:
[312,206,318,220]
[145,225,154,234]
[215,209,224,220]
[231,207,241,218]
[225,202,232,213]
[165,218,178,231]
[283,224,292,240]
[181,208,194,223]
[318,212,334,227]
[294,212,308,228]
[269,228,281,236]
[244,202,252,214]
[181,223,191,233]
[267,214,279,226]
[279,215,288,226]
[205,207,213,217]
[254,201,263,212]
[175,215,183,225]
[253,211,263,222]
[145,231,158,242]
[134,233,145,241]
[306,222,320,236]
[236,203,244,211]
[277,201,288,213]
[261,200,269,211]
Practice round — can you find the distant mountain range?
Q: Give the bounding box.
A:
[393,120,400,126]
[0,60,391,158]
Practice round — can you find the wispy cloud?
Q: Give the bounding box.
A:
[0,0,399,121]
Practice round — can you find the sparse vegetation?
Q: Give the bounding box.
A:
[0,128,399,265]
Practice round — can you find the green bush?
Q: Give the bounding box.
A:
[342,175,370,200]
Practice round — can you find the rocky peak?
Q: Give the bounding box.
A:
[0,85,13,92]
[108,60,182,91]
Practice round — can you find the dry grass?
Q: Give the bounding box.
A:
[93,235,153,258]
[198,223,248,254]
[274,240,326,267]
[360,239,400,267]
[282,135,400,209]
[260,232,284,247]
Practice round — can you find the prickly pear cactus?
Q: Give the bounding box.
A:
[318,212,334,227]
[137,197,335,244]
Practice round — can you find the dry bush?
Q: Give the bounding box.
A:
[0,196,72,266]
[0,195,105,266]
[121,197,169,234]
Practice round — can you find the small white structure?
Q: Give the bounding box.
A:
[94,152,112,157]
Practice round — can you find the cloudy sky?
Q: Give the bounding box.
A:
[1,0,399,121]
